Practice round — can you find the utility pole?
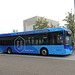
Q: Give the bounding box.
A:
[74,0,75,15]
[74,0,75,38]
[74,0,75,19]
[74,0,75,47]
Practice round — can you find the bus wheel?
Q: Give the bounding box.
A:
[7,48,12,54]
[41,48,48,56]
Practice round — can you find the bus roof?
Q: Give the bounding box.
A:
[0,27,71,37]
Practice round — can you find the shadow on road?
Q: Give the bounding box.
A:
[0,52,74,58]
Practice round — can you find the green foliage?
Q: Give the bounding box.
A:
[34,17,49,30]
[50,23,55,28]
[13,29,18,33]
[63,11,75,39]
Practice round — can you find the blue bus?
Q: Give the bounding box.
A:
[0,27,73,55]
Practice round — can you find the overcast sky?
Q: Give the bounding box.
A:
[0,0,74,34]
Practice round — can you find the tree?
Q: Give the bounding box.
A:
[13,29,18,33]
[63,11,75,39]
[34,17,49,30]
[50,22,55,28]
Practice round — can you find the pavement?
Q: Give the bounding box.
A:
[0,52,75,75]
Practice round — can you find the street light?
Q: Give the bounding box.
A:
[74,0,75,14]
[74,0,75,37]
[74,0,75,44]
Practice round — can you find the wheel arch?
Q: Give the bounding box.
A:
[7,47,12,50]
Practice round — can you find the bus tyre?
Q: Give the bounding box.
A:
[7,48,12,54]
[41,49,48,56]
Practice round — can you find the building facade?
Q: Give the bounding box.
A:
[23,16,59,31]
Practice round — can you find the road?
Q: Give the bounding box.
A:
[0,52,75,75]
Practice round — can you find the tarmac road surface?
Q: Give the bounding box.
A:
[0,53,75,75]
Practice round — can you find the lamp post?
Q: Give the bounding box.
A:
[74,0,75,38]
[74,0,75,22]
[74,0,75,14]
[74,0,75,48]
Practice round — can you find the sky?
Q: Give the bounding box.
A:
[0,0,74,34]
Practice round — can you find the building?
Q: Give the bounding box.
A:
[23,16,59,31]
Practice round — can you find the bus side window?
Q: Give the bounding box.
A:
[57,34,63,45]
[49,34,54,45]
[35,37,38,45]
[42,37,48,45]
[41,34,49,45]
[39,39,42,45]
[31,37,34,45]
[31,36,39,45]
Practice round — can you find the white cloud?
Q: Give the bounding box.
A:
[0,0,74,34]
